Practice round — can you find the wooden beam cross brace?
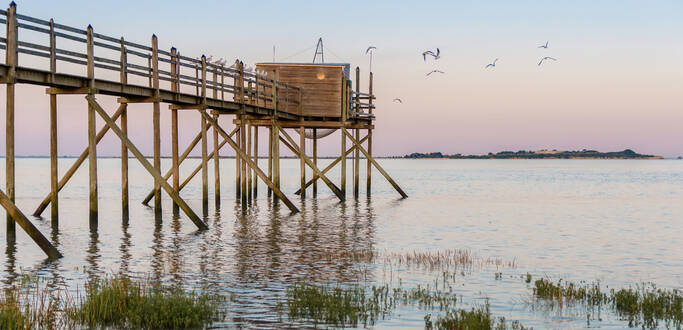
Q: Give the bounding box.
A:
[342,128,407,198]
[86,96,209,230]
[0,188,62,259]
[33,104,125,217]
[200,110,300,213]
[277,127,345,201]
[294,134,369,195]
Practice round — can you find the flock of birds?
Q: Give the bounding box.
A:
[383,41,558,103]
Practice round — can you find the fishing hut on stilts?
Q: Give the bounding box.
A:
[0,4,406,260]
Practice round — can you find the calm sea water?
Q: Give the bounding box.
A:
[1,158,682,328]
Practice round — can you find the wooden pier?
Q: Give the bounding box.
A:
[0,2,406,259]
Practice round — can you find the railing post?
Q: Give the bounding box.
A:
[119,37,129,216]
[170,47,179,214]
[86,24,97,226]
[5,1,17,240]
[151,34,161,213]
[48,18,58,225]
[367,71,373,195]
[200,55,208,210]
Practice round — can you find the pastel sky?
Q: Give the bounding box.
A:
[1,0,682,157]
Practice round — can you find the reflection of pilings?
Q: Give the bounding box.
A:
[151,215,163,282]
[119,217,132,276]
[86,227,100,282]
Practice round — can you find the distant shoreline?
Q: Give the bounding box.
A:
[402,149,669,160]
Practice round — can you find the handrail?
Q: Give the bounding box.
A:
[0,4,303,115]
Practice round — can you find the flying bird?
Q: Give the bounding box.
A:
[422,48,440,61]
[426,70,445,76]
[538,41,549,49]
[393,98,402,103]
[365,46,376,54]
[485,58,499,69]
[538,56,557,66]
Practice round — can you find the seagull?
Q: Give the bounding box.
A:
[213,58,225,66]
[538,56,557,66]
[538,41,549,49]
[422,48,440,61]
[393,98,402,103]
[206,55,213,63]
[365,46,376,54]
[426,70,445,76]
[485,58,499,69]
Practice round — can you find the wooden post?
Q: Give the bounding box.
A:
[5,2,17,240]
[213,113,220,205]
[300,126,306,198]
[170,47,179,214]
[213,64,221,205]
[120,38,129,216]
[86,24,97,225]
[0,189,62,259]
[87,97,209,230]
[239,63,247,202]
[200,55,208,209]
[341,126,346,196]
[253,126,258,197]
[49,19,58,224]
[367,72,373,195]
[233,60,241,199]
[313,129,318,197]
[151,35,161,213]
[354,67,360,198]
[267,125,272,197]
[295,135,368,195]
[247,124,252,199]
[271,70,280,197]
[343,128,407,198]
[201,112,299,213]
[33,106,125,217]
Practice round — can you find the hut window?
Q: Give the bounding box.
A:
[316,72,325,80]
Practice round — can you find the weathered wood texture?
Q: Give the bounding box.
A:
[256,64,344,118]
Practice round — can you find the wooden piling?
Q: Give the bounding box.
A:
[367,72,373,195]
[5,2,17,240]
[170,47,179,214]
[235,125,241,198]
[300,126,306,198]
[49,18,58,224]
[200,56,208,208]
[354,67,360,198]
[88,97,208,230]
[247,124,252,199]
[268,126,272,197]
[239,64,247,202]
[213,113,221,205]
[0,189,62,259]
[86,24,97,224]
[151,35,161,213]
[341,127,346,196]
[313,129,317,197]
[120,38,129,216]
[253,126,258,197]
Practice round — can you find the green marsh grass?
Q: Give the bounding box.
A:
[532,278,683,328]
[424,300,532,330]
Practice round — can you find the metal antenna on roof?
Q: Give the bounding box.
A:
[313,37,324,63]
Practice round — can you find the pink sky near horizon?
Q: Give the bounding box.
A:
[0,0,682,158]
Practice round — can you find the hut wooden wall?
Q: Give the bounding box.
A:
[257,64,344,118]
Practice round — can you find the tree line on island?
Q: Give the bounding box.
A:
[403,149,662,159]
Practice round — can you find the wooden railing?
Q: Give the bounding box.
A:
[0,4,301,115]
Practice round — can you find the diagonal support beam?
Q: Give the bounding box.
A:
[0,189,62,259]
[294,134,369,195]
[175,127,237,194]
[278,127,345,201]
[200,110,300,213]
[342,128,407,198]
[87,96,208,230]
[33,104,126,217]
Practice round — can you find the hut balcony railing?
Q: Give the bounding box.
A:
[0,6,302,115]
[350,91,375,119]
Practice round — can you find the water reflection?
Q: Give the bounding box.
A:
[119,216,132,277]
[85,227,100,282]
[3,238,17,285]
